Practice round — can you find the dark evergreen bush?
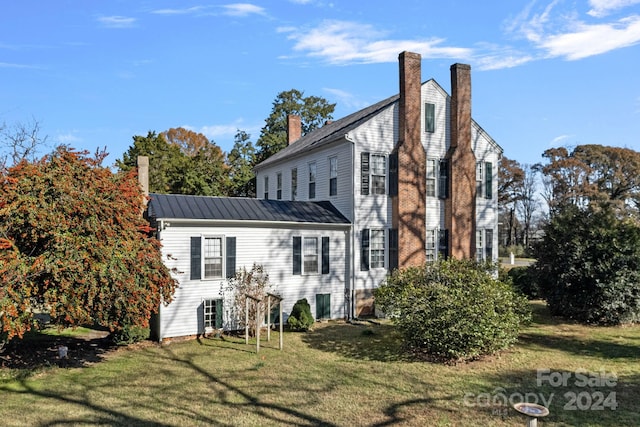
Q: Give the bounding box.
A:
[374,259,531,362]
[111,324,150,345]
[287,298,314,331]
[533,206,640,325]
[508,266,540,299]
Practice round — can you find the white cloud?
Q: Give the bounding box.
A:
[475,54,534,71]
[56,132,82,144]
[222,3,266,17]
[152,6,209,15]
[0,62,39,69]
[588,0,640,18]
[552,134,572,144]
[97,16,136,28]
[540,16,640,60]
[286,20,472,64]
[506,1,640,60]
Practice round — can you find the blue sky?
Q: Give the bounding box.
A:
[2,0,640,167]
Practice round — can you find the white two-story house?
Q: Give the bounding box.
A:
[146,51,501,340]
[254,52,501,317]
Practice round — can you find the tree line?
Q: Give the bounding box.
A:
[117,89,336,198]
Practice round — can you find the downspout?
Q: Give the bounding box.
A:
[347,134,356,320]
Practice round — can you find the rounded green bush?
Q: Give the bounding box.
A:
[375,259,531,362]
[508,266,540,299]
[287,298,314,331]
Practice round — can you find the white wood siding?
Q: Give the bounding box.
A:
[256,141,354,221]
[157,222,348,339]
[348,103,397,290]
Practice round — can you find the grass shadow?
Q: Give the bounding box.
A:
[301,320,412,362]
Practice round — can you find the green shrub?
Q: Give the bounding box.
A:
[111,324,150,345]
[374,259,531,362]
[287,298,314,331]
[534,205,640,325]
[508,266,540,299]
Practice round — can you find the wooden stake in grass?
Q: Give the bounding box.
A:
[267,293,284,350]
[244,294,261,352]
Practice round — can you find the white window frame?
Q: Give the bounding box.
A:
[264,176,269,199]
[370,229,385,268]
[203,298,222,330]
[370,154,386,195]
[426,229,437,262]
[476,229,485,262]
[476,162,484,198]
[276,172,282,200]
[203,236,224,279]
[303,236,319,274]
[291,168,297,201]
[329,156,338,197]
[426,159,437,197]
[308,162,316,199]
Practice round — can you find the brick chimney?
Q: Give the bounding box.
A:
[392,51,426,268]
[445,63,476,259]
[287,115,302,145]
[137,155,149,207]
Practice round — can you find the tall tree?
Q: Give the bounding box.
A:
[0,147,177,341]
[517,164,540,248]
[117,131,186,194]
[541,144,640,214]
[255,89,336,163]
[162,127,230,196]
[227,130,256,197]
[498,157,525,246]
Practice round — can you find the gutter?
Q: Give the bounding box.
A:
[346,133,356,321]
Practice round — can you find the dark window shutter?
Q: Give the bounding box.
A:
[361,152,370,195]
[321,236,330,275]
[225,237,236,279]
[439,159,449,199]
[360,229,370,271]
[293,236,302,275]
[215,299,223,328]
[388,229,398,271]
[190,236,201,280]
[438,229,449,260]
[388,152,398,196]
[485,162,493,199]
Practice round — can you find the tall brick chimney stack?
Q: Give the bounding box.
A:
[445,63,476,259]
[137,155,149,209]
[392,51,427,268]
[287,115,302,145]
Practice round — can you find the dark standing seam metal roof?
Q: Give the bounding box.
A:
[147,193,351,225]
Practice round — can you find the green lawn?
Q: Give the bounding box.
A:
[1,302,639,426]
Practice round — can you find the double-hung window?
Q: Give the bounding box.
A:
[361,229,385,270]
[190,236,236,280]
[329,157,338,196]
[371,155,386,195]
[476,162,484,198]
[203,299,223,330]
[303,237,319,274]
[426,159,436,197]
[361,153,387,195]
[308,162,316,199]
[263,176,269,199]
[426,229,437,261]
[476,161,493,199]
[204,237,223,278]
[276,172,282,200]
[291,168,297,201]
[293,236,330,275]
